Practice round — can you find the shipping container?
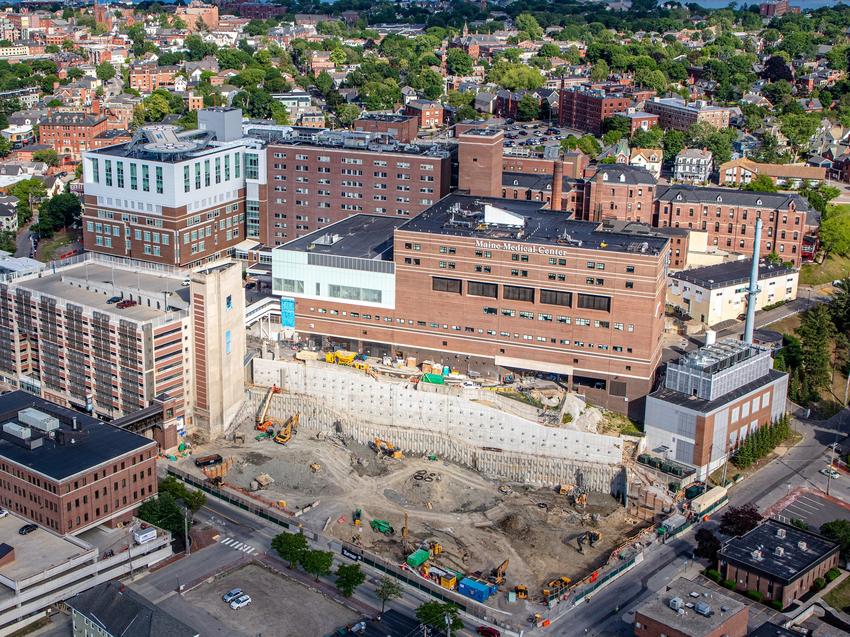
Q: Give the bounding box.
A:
[691,486,728,514]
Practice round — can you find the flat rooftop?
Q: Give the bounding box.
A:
[246,126,450,158]
[0,512,94,586]
[398,194,669,256]
[356,113,416,123]
[671,259,796,289]
[676,339,760,373]
[0,391,155,481]
[650,368,786,413]
[719,519,839,584]
[635,577,746,637]
[15,262,188,321]
[277,214,407,260]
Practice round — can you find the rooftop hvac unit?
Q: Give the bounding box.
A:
[775,546,785,557]
[798,541,807,551]
[751,549,763,560]
[669,597,684,611]
[17,408,59,433]
[776,528,786,539]
[2,422,30,439]
[694,602,712,617]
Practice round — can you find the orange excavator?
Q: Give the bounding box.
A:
[273,413,299,445]
[255,385,281,432]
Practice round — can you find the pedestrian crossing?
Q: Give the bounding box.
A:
[219,537,258,555]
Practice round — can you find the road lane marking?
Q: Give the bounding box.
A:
[221,538,234,546]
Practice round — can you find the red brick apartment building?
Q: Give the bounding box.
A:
[719,519,839,608]
[39,112,108,162]
[558,85,652,135]
[272,195,670,416]
[354,114,419,144]
[405,100,444,129]
[0,391,157,535]
[129,64,178,93]
[263,130,451,245]
[654,185,812,266]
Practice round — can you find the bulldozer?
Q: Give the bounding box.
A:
[369,437,403,459]
[514,585,529,600]
[255,385,281,432]
[370,519,395,535]
[273,413,299,445]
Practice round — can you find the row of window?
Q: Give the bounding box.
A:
[182,152,242,192]
[91,158,163,195]
[431,277,612,311]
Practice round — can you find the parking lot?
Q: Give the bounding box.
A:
[776,490,850,531]
[184,562,359,637]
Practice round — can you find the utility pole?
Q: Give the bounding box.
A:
[826,431,838,497]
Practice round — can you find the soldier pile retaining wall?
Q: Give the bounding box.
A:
[250,358,627,493]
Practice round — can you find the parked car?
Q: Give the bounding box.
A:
[476,627,501,637]
[106,296,122,304]
[828,441,844,454]
[18,524,38,535]
[832,280,845,289]
[230,594,252,610]
[820,467,840,479]
[222,588,242,603]
[0,507,8,518]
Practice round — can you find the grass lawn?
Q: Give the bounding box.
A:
[800,253,850,286]
[36,230,78,261]
[600,411,643,436]
[824,574,850,612]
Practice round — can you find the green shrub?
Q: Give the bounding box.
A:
[562,413,573,424]
[769,599,783,611]
[704,568,721,582]
[826,568,841,582]
[722,579,736,590]
[812,577,826,592]
[746,590,764,602]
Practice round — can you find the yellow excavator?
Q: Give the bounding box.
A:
[491,559,509,586]
[370,437,403,459]
[273,413,299,445]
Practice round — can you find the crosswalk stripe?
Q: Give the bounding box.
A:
[221,538,234,546]
[232,542,244,550]
[242,546,253,553]
[245,548,255,555]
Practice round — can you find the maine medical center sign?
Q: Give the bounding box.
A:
[475,239,568,257]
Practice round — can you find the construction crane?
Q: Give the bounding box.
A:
[255,385,281,432]
[490,559,509,586]
[273,413,299,445]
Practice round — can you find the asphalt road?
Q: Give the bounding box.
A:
[14,224,33,258]
[716,285,836,340]
[544,410,850,637]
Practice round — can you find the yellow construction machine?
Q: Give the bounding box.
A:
[325,350,357,366]
[514,585,528,600]
[542,576,571,597]
[491,559,509,586]
[255,385,281,432]
[370,437,403,459]
[273,413,299,445]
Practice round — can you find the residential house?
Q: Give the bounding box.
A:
[629,148,662,179]
[719,158,826,188]
[674,148,712,184]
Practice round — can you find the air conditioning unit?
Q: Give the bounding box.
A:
[776,528,786,539]
[775,546,785,557]
[798,541,807,551]
[669,597,684,611]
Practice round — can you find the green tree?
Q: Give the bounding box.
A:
[35,193,81,236]
[486,61,544,91]
[375,576,403,613]
[0,136,10,158]
[415,601,463,632]
[515,14,543,40]
[820,209,850,257]
[516,94,539,122]
[9,178,46,226]
[336,103,361,127]
[272,532,308,568]
[445,48,473,76]
[590,59,609,82]
[138,492,190,539]
[335,563,366,597]
[663,130,686,162]
[821,520,850,558]
[300,549,333,581]
[744,174,778,193]
[576,135,601,157]
[780,113,820,160]
[796,305,836,401]
[32,149,59,167]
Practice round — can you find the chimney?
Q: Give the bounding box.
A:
[743,216,763,344]
[551,159,563,212]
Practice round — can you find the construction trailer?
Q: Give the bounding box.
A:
[458,577,497,603]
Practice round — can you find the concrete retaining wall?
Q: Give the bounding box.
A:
[251,358,626,493]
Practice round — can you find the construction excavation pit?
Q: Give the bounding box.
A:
[183,415,646,609]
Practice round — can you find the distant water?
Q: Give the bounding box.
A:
[662,0,846,8]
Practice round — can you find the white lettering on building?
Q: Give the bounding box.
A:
[474,239,567,257]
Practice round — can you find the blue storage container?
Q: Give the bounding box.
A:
[458,577,493,602]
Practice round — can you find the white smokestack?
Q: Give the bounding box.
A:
[743,217,763,344]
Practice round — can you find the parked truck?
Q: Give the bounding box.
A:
[690,486,728,515]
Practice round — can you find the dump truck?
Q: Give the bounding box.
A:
[273,413,299,445]
[255,385,281,432]
[370,519,394,535]
[194,454,223,468]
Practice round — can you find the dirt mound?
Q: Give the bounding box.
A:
[498,513,530,538]
[244,452,272,466]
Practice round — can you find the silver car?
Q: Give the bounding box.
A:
[230,594,252,610]
[222,588,242,603]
